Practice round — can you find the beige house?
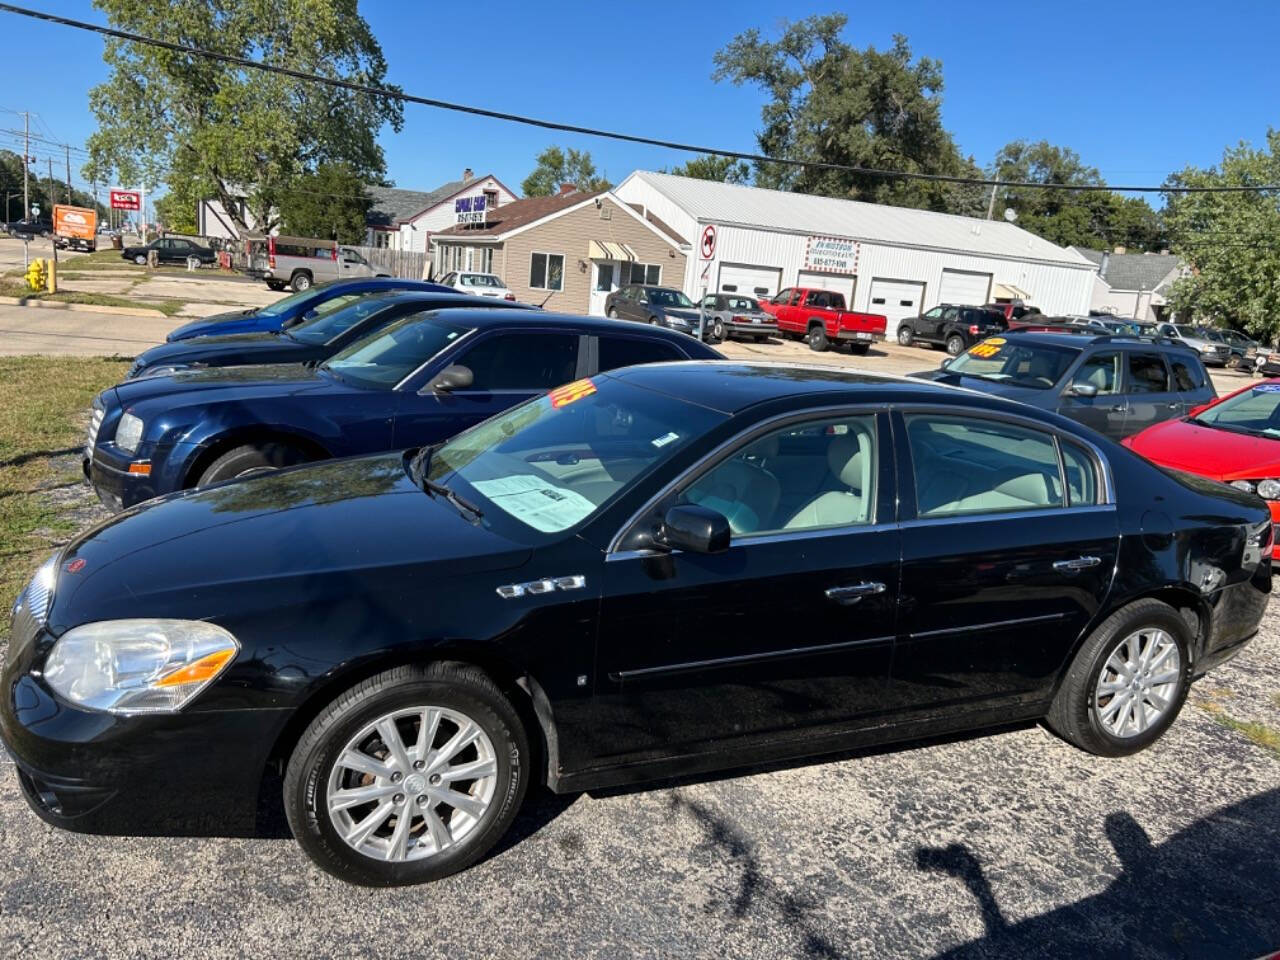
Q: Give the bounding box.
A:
[431,189,689,315]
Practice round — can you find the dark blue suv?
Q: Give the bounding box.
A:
[911,329,1216,439]
[164,277,453,341]
[86,309,723,510]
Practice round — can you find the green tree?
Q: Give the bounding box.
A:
[712,15,979,214]
[988,140,1165,250]
[521,146,610,196]
[1164,132,1280,340]
[84,0,403,235]
[278,162,371,242]
[663,153,751,184]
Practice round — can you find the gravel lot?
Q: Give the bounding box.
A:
[0,340,1275,959]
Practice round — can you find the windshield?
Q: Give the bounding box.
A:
[1194,384,1280,437]
[288,293,402,345]
[1174,324,1199,337]
[460,273,503,288]
[323,312,472,388]
[256,282,354,319]
[647,289,695,308]
[426,375,725,539]
[1200,328,1225,342]
[944,338,1081,389]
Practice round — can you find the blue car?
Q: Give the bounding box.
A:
[86,308,723,510]
[127,290,528,379]
[164,277,453,342]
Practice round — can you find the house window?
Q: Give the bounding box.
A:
[482,248,494,273]
[530,252,564,291]
[483,189,499,210]
[626,262,661,285]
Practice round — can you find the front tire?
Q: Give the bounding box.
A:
[1046,599,1192,757]
[711,318,725,342]
[284,663,530,886]
[134,254,147,265]
[808,325,830,352]
[607,308,618,319]
[897,326,914,347]
[196,442,308,487]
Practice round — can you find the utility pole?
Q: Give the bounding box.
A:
[22,111,29,221]
[65,145,71,205]
[986,177,999,220]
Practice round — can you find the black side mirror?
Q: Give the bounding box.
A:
[430,364,474,393]
[657,504,730,554]
[939,356,953,369]
[1070,382,1099,398]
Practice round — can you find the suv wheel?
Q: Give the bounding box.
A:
[285,663,530,886]
[808,324,830,352]
[945,333,966,356]
[897,326,914,347]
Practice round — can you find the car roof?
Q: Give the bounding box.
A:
[422,307,703,338]
[1003,330,1199,355]
[598,361,1026,415]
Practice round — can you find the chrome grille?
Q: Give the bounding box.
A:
[85,401,105,459]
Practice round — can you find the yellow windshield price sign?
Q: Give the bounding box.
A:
[549,378,597,408]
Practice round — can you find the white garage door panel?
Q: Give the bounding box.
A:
[868,278,926,339]
[797,269,855,306]
[718,263,783,299]
[939,269,992,307]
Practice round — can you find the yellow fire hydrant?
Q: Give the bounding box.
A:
[24,258,46,293]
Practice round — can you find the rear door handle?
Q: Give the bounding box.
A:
[1053,556,1102,573]
[825,582,886,604]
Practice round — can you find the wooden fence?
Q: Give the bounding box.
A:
[350,246,428,280]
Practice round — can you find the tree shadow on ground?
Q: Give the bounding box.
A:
[917,787,1280,959]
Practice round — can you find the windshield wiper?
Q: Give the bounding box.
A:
[409,445,483,520]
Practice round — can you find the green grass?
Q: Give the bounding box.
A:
[0,280,185,315]
[0,356,129,627]
[1200,700,1280,759]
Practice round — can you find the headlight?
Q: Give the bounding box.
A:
[114,413,144,453]
[43,619,239,715]
[1231,480,1256,493]
[1199,344,1215,353]
[1257,479,1280,500]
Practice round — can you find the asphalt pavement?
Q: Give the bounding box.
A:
[0,455,1277,958]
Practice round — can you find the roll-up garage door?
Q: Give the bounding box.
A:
[718,263,783,300]
[797,269,855,307]
[867,278,926,339]
[938,269,992,307]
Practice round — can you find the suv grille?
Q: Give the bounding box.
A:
[85,400,105,459]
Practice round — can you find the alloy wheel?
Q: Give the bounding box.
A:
[326,705,498,862]
[1093,628,1181,738]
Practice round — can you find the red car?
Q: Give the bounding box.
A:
[1123,378,1280,525]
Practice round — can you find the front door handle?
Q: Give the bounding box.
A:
[825,582,886,604]
[1109,405,1125,413]
[1053,556,1102,573]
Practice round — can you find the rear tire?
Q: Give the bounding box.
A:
[196,442,309,487]
[284,663,530,886]
[1046,599,1192,757]
[897,326,914,347]
[848,341,871,355]
[607,308,618,319]
[946,334,966,356]
[134,254,147,266]
[267,280,286,291]
[808,325,830,352]
[291,271,313,292]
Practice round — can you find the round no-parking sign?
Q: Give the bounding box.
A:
[700,224,716,260]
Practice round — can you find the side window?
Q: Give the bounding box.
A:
[1126,353,1170,393]
[456,333,579,391]
[773,288,792,305]
[1061,441,1102,507]
[907,415,1063,517]
[1072,351,1121,394]
[828,293,847,310]
[597,336,683,372]
[942,307,960,322]
[789,289,803,306]
[1170,357,1205,391]
[680,416,877,536]
[922,307,944,320]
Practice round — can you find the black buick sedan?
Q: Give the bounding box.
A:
[3,363,1271,886]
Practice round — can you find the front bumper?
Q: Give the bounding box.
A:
[725,319,778,334]
[1,640,290,837]
[85,441,190,511]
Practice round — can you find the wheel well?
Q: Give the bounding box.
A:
[290,268,312,281]
[1146,588,1207,659]
[263,651,556,788]
[182,429,330,488]
[807,317,825,330]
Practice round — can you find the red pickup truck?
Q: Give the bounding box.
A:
[761,287,888,354]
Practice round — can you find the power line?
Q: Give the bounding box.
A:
[2,1,1278,197]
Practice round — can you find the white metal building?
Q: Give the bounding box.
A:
[613,172,1096,335]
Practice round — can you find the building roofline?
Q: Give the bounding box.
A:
[395,173,519,226]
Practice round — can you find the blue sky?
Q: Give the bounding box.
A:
[3,0,1278,200]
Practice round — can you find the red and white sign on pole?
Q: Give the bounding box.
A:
[699,224,717,260]
[110,189,141,211]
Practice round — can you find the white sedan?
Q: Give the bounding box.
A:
[438,271,516,301]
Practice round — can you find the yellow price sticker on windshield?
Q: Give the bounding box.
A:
[549,378,597,408]
[968,343,1001,359]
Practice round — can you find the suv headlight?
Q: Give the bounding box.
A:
[42,619,239,715]
[114,413,144,453]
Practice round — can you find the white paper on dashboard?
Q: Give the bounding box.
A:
[472,474,597,532]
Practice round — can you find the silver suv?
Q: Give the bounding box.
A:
[1156,322,1231,367]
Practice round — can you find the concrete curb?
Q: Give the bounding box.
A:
[0,296,168,318]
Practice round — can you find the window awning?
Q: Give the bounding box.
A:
[991,282,1031,301]
[588,240,637,261]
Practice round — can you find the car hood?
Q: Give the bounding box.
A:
[663,308,701,322]
[48,453,532,628]
[909,370,1049,405]
[134,331,307,370]
[166,309,265,341]
[114,362,337,407]
[1125,418,1280,479]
